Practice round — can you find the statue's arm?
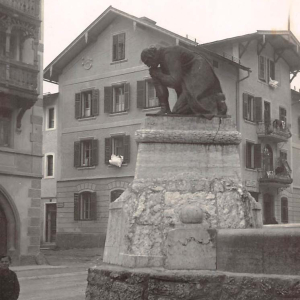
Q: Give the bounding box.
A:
[151,54,182,89]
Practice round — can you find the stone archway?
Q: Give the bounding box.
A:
[0,187,20,257]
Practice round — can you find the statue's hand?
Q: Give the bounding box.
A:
[149,67,162,78]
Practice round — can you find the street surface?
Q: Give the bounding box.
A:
[11,247,103,300]
[14,265,89,300]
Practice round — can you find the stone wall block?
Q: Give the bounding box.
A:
[31,198,40,208]
[28,188,41,198]
[31,115,43,125]
[30,132,43,143]
[31,179,41,189]
[30,236,40,245]
[28,208,40,217]
[28,226,40,236]
[27,245,39,255]
[29,217,40,226]
[32,142,43,156]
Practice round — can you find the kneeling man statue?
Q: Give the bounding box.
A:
[141,45,227,118]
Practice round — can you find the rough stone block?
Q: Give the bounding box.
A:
[31,115,43,125]
[28,208,40,217]
[30,236,40,245]
[32,142,43,156]
[166,226,217,270]
[31,179,41,189]
[28,188,41,198]
[29,217,40,226]
[27,226,40,236]
[27,245,39,255]
[30,132,43,143]
[31,198,40,208]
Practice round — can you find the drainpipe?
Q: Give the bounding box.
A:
[236,69,251,131]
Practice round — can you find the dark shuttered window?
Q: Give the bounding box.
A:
[281,197,288,223]
[74,139,98,168]
[74,89,99,119]
[243,93,262,122]
[137,80,159,109]
[246,142,261,169]
[104,84,130,113]
[74,191,97,221]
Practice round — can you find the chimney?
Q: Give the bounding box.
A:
[139,17,156,25]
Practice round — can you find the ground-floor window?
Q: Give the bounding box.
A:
[74,191,97,221]
[281,197,288,223]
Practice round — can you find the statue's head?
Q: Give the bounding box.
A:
[141,47,159,68]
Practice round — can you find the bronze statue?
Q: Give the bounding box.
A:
[141,45,227,118]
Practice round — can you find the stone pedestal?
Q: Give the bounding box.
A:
[103,115,262,270]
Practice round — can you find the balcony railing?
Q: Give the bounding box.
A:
[257,119,292,142]
[259,158,293,187]
[0,0,40,18]
[0,58,38,93]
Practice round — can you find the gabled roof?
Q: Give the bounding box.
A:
[201,30,300,72]
[43,6,250,83]
[43,6,198,83]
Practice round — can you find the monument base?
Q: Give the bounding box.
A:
[103,116,262,269]
[86,264,300,300]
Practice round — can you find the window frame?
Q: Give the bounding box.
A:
[258,55,275,83]
[110,189,125,203]
[105,135,130,165]
[46,106,55,130]
[243,93,262,123]
[75,89,99,119]
[279,107,287,124]
[74,191,97,221]
[137,79,160,109]
[74,138,98,168]
[245,141,261,170]
[112,32,126,62]
[0,108,12,148]
[104,83,130,114]
[44,153,55,178]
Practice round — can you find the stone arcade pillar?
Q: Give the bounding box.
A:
[103,115,262,270]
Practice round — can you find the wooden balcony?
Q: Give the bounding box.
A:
[257,119,292,143]
[0,0,40,18]
[259,159,293,188]
[0,57,38,95]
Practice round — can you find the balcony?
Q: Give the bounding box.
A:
[259,158,293,188]
[0,58,38,95]
[0,0,40,18]
[257,119,292,142]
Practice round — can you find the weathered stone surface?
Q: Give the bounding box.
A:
[86,265,300,300]
[165,226,216,270]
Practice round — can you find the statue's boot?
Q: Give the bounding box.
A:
[156,102,171,115]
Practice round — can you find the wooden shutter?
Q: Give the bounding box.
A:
[92,89,99,116]
[254,144,262,169]
[124,83,130,111]
[74,141,81,168]
[105,137,112,164]
[137,80,146,108]
[281,198,288,223]
[113,35,118,61]
[104,87,112,113]
[258,56,265,81]
[254,97,262,122]
[243,93,248,120]
[74,193,80,221]
[75,93,81,119]
[90,192,97,220]
[91,139,98,166]
[269,60,275,80]
[123,135,130,164]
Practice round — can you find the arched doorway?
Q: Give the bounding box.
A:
[0,207,7,254]
[0,188,19,256]
[263,193,276,224]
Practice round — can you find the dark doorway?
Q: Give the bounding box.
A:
[263,193,276,224]
[0,207,7,254]
[45,203,56,243]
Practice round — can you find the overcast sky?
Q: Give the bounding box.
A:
[43,0,300,93]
